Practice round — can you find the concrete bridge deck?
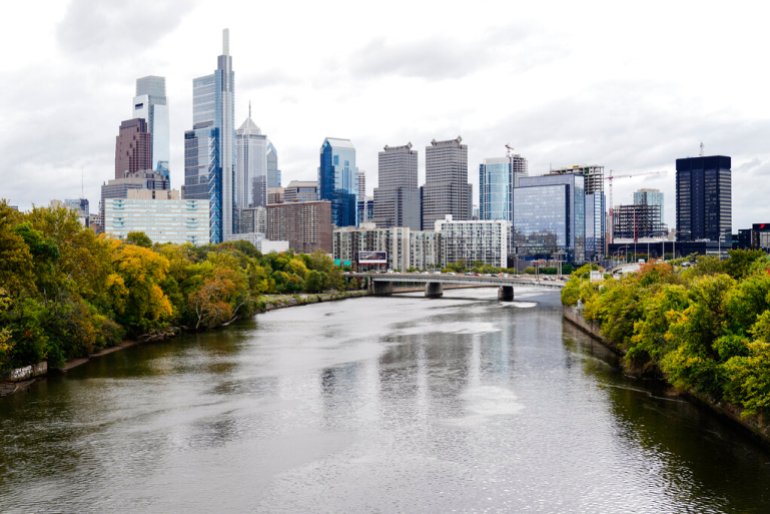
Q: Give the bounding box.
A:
[348,272,564,301]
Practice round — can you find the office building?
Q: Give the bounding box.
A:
[435,216,510,269]
[514,174,586,263]
[549,165,604,260]
[115,118,152,179]
[374,143,420,230]
[50,199,90,227]
[267,141,281,188]
[284,181,318,203]
[676,155,731,242]
[235,106,268,233]
[612,204,665,240]
[133,76,169,179]
[358,197,374,224]
[267,187,284,205]
[357,170,366,202]
[266,201,333,253]
[183,29,235,244]
[319,137,358,227]
[634,188,664,223]
[103,191,209,245]
[479,154,527,221]
[421,137,471,229]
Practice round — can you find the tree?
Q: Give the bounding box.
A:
[126,231,153,248]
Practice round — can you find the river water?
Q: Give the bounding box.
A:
[1,287,769,513]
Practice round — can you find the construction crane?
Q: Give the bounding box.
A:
[505,144,515,158]
[605,169,666,244]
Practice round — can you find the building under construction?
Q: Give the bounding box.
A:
[612,204,666,240]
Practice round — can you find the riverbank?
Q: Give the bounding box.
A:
[563,305,770,448]
[0,288,372,398]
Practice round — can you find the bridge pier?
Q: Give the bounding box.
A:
[373,281,394,296]
[425,282,443,298]
[498,285,514,302]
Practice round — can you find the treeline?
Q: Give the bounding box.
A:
[0,202,354,372]
[562,250,770,417]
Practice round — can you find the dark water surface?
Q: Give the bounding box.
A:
[1,288,769,513]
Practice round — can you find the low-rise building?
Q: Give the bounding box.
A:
[435,216,510,268]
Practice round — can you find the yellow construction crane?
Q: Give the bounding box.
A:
[605,169,666,244]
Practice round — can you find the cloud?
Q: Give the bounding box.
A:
[240,69,302,89]
[57,0,196,60]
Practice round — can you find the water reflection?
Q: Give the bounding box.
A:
[1,289,769,512]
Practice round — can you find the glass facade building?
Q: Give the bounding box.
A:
[133,76,169,180]
[319,137,358,227]
[479,155,527,222]
[267,141,281,188]
[183,29,235,243]
[548,165,604,260]
[514,174,585,263]
[183,124,222,243]
[676,155,731,242]
[235,113,268,233]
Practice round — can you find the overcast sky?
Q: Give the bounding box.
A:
[2,0,770,230]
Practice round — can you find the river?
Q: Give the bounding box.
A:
[1,287,769,513]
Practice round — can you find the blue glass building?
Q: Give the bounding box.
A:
[479,155,527,221]
[182,29,235,243]
[513,174,585,263]
[319,138,358,227]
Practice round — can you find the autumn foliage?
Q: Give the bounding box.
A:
[0,201,350,372]
[563,251,770,417]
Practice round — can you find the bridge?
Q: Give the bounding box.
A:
[348,272,564,301]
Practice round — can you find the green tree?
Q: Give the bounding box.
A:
[126,231,153,248]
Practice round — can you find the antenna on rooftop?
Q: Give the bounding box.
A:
[699,142,704,156]
[81,168,84,198]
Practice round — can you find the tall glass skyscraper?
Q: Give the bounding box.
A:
[319,137,358,227]
[479,154,527,221]
[235,107,268,232]
[266,141,281,188]
[133,76,169,180]
[182,29,235,243]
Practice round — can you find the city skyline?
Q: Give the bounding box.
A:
[4,1,770,231]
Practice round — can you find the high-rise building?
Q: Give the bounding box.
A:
[319,137,358,227]
[676,155,731,242]
[634,188,664,222]
[266,201,333,253]
[479,154,527,222]
[373,143,420,230]
[235,105,268,233]
[514,173,586,263]
[133,76,169,179]
[183,29,235,243]
[421,137,471,230]
[266,141,281,188]
[115,118,152,179]
[357,170,366,201]
[549,165,605,260]
[284,180,318,203]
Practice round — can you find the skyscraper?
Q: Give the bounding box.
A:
[479,154,527,221]
[182,29,235,243]
[235,105,268,232]
[676,155,731,242]
[133,76,169,180]
[319,137,358,227]
[115,118,152,179]
[421,137,471,230]
[373,143,420,229]
[266,141,281,188]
